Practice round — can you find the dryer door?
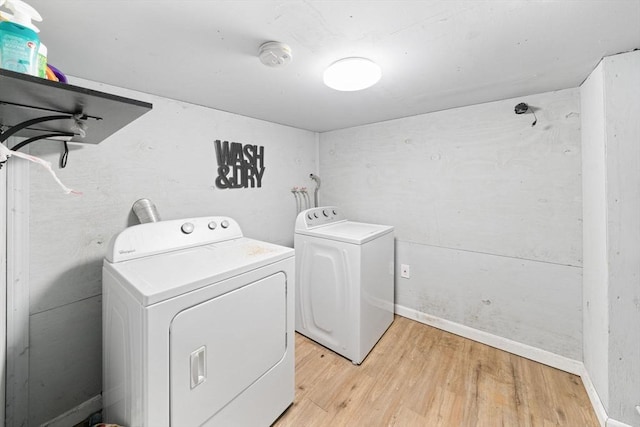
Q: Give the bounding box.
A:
[169,272,287,426]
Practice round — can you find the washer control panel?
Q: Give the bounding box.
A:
[296,206,345,230]
[107,216,243,263]
[181,222,195,234]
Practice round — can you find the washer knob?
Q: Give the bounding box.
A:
[181,222,194,234]
[332,209,337,215]
[313,212,319,218]
[221,220,230,229]
[323,210,329,217]
[307,213,313,220]
[208,221,217,230]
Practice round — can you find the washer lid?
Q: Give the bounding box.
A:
[296,221,393,244]
[103,237,293,306]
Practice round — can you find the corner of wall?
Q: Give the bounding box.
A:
[579,364,608,426]
[579,55,610,410]
[39,395,102,427]
[314,131,321,176]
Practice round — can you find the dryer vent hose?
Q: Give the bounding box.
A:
[132,198,161,224]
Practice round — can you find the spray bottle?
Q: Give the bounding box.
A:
[0,0,42,76]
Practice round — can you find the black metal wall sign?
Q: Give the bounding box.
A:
[214,140,266,189]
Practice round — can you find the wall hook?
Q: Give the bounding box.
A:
[9,131,75,168]
[514,102,538,127]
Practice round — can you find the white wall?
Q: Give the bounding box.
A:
[582,50,640,426]
[604,52,640,427]
[23,78,317,426]
[319,88,583,359]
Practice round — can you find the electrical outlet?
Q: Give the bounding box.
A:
[400,264,410,279]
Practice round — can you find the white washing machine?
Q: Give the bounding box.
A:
[294,206,394,364]
[102,216,294,427]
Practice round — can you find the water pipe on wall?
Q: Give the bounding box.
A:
[300,187,310,210]
[292,178,318,214]
[309,174,321,207]
[291,187,301,214]
[291,185,313,214]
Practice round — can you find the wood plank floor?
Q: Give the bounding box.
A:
[273,315,599,427]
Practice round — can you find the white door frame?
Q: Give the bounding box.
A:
[1,146,7,427]
[3,139,30,427]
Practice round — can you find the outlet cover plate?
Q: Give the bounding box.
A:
[401,264,410,279]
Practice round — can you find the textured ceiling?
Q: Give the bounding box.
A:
[27,0,640,132]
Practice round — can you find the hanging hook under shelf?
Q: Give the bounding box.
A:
[60,140,69,168]
[9,131,74,151]
[8,131,75,169]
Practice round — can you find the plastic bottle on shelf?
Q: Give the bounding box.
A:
[37,40,46,77]
[0,0,42,76]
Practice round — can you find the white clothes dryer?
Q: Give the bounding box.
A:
[102,216,294,427]
[294,206,394,364]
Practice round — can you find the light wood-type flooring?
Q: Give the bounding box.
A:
[273,315,599,427]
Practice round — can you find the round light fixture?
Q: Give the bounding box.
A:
[323,57,382,91]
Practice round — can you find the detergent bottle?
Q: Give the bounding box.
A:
[0,0,42,76]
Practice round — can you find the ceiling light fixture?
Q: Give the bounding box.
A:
[323,57,382,91]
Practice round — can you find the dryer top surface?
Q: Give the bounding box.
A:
[104,235,293,306]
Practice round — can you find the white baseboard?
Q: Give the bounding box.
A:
[394,304,583,375]
[394,304,636,427]
[578,365,608,426]
[39,394,102,427]
[606,418,633,427]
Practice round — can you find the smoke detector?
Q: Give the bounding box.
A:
[259,42,292,68]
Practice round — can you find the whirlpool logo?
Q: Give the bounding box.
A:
[214,140,266,189]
